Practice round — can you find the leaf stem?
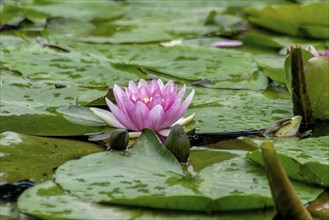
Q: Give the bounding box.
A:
[261,142,313,220]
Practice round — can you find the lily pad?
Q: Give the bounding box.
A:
[254,55,286,84]
[0,2,23,26]
[24,0,124,23]
[245,136,329,187]
[244,3,329,39]
[239,29,327,51]
[0,132,103,183]
[0,39,144,87]
[17,180,277,220]
[0,72,105,135]
[187,87,292,132]
[67,43,268,90]
[54,129,321,212]
[45,1,243,44]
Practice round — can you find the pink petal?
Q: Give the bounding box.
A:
[307,46,319,57]
[113,84,127,112]
[138,79,148,88]
[319,49,329,58]
[161,89,195,129]
[147,105,164,130]
[150,79,161,93]
[122,95,145,130]
[176,84,186,102]
[105,98,139,131]
[138,86,151,101]
[157,79,165,89]
[177,89,195,117]
[147,94,162,109]
[163,80,174,93]
[133,101,150,131]
[160,101,182,129]
[162,93,177,111]
[128,81,138,93]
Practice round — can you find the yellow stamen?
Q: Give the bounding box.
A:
[144,97,153,103]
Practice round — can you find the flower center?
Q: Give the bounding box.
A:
[143,97,153,103]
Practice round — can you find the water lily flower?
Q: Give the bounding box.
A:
[90,79,195,137]
[307,46,329,58]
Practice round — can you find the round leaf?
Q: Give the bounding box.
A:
[54,130,321,212]
[0,132,103,183]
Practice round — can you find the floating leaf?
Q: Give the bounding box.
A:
[45,1,241,44]
[0,73,105,136]
[54,129,321,212]
[245,3,329,39]
[246,136,329,187]
[0,2,23,26]
[17,180,277,220]
[0,39,144,87]
[187,87,292,132]
[0,202,20,220]
[24,0,124,23]
[254,55,286,84]
[53,42,268,90]
[0,132,103,183]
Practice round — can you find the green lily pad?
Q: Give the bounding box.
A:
[245,136,329,187]
[0,71,105,135]
[0,114,105,136]
[0,202,21,220]
[239,29,328,51]
[0,74,78,116]
[24,0,124,23]
[0,39,144,87]
[54,129,321,212]
[17,180,277,220]
[187,87,292,132]
[254,55,286,84]
[0,2,23,25]
[305,56,329,120]
[67,43,268,90]
[0,132,103,183]
[45,1,243,44]
[244,3,329,39]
